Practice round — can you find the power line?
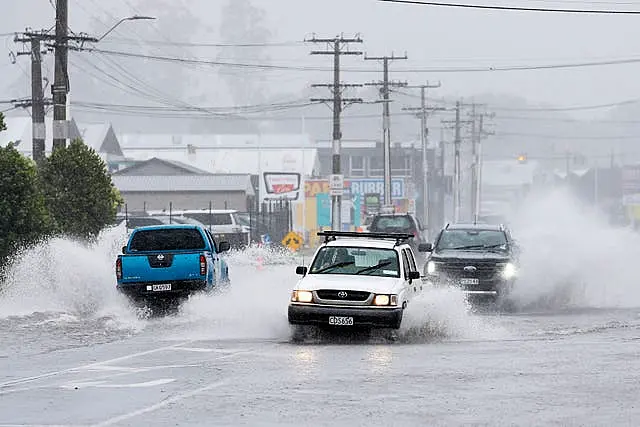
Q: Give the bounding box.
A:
[74,47,640,73]
[99,37,305,48]
[496,131,640,140]
[394,90,640,111]
[378,0,640,14]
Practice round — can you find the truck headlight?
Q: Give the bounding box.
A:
[426,261,437,275]
[373,294,398,306]
[292,290,313,303]
[502,263,517,280]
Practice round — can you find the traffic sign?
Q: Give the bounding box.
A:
[329,174,344,196]
[282,231,304,251]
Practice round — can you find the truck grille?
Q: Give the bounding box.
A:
[438,260,502,280]
[315,289,371,302]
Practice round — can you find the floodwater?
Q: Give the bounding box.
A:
[0,190,639,426]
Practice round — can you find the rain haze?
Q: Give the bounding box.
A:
[1,1,640,426]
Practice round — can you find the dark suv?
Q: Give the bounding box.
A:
[420,223,519,303]
[369,213,428,258]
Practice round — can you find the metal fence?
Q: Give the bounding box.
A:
[247,199,293,246]
[116,199,293,250]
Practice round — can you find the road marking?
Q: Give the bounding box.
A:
[91,381,227,427]
[0,341,193,389]
[61,378,175,389]
[0,424,87,427]
[170,347,215,352]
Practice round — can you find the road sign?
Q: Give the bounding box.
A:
[329,174,344,196]
[282,231,304,251]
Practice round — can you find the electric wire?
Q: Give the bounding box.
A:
[378,0,640,14]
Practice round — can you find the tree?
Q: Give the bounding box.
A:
[0,146,53,267]
[0,112,5,133]
[217,0,272,106]
[40,139,122,240]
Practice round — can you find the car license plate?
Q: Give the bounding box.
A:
[152,283,171,291]
[460,278,479,285]
[329,316,354,326]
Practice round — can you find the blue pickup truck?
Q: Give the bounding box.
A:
[116,225,231,305]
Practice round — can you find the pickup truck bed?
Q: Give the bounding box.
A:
[116,225,230,303]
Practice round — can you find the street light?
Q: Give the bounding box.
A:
[97,15,156,42]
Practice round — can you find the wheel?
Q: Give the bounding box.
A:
[290,324,315,342]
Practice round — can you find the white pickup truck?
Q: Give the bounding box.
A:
[288,231,427,334]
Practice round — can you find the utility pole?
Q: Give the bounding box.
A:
[14,31,47,163]
[364,53,408,208]
[402,83,444,235]
[308,34,363,230]
[473,112,494,223]
[454,101,461,223]
[438,126,446,229]
[52,0,69,151]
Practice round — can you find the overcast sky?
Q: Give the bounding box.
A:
[2,0,640,117]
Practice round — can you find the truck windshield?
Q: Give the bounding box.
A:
[309,246,400,278]
[129,228,206,252]
[436,229,508,251]
[371,215,415,234]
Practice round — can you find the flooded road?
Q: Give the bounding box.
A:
[1,192,640,425]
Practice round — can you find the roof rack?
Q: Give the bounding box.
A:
[317,230,414,246]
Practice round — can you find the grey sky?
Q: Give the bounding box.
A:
[2,0,639,114]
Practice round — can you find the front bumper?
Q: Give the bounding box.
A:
[117,280,207,299]
[424,276,514,297]
[288,303,403,329]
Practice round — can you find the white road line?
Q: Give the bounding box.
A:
[60,378,176,389]
[91,381,227,427]
[0,425,87,427]
[0,341,193,389]
[170,347,215,352]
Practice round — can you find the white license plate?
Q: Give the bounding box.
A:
[329,316,354,326]
[151,283,172,291]
[460,278,479,285]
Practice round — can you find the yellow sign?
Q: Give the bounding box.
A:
[282,231,304,251]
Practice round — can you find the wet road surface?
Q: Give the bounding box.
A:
[1,232,640,426]
[1,311,639,426]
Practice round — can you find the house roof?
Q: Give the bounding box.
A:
[122,147,319,176]
[118,133,315,150]
[114,157,212,176]
[112,174,255,195]
[0,116,122,157]
[71,123,110,151]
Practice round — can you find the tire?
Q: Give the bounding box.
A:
[290,325,311,342]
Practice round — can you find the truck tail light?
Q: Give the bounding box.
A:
[200,255,207,276]
[116,258,122,280]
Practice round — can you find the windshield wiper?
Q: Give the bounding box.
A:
[449,244,485,250]
[447,243,507,251]
[355,260,392,275]
[313,261,354,273]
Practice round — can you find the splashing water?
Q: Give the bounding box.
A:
[163,261,297,342]
[0,224,141,327]
[509,188,640,310]
[398,286,511,342]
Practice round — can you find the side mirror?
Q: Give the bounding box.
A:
[122,246,127,254]
[218,241,231,253]
[296,266,308,276]
[418,243,433,252]
[409,271,420,280]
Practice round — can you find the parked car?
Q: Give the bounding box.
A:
[368,213,428,261]
[116,224,231,310]
[179,209,250,249]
